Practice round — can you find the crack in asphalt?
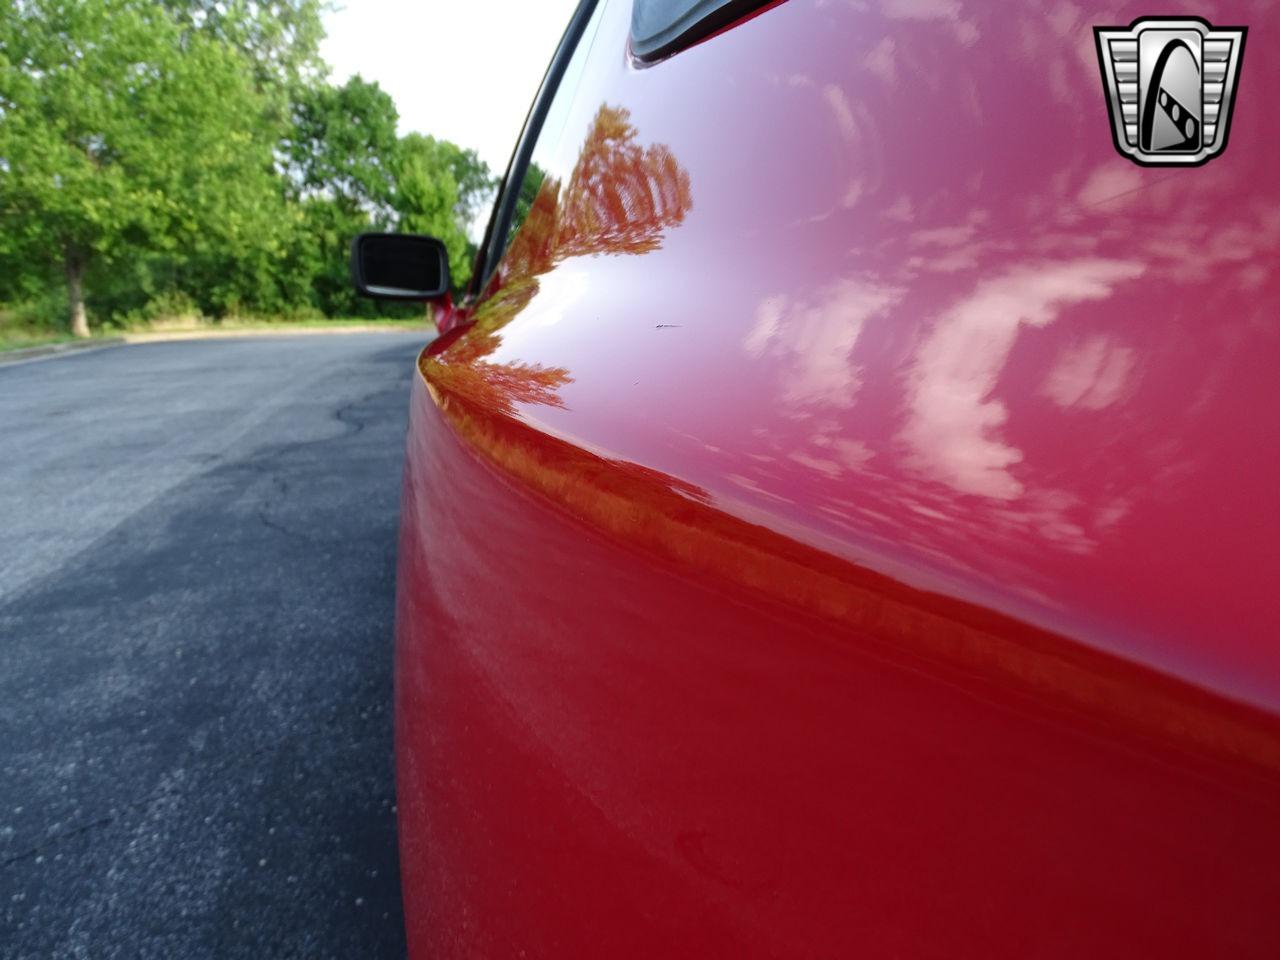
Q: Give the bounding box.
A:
[247,388,401,545]
[2,778,182,869]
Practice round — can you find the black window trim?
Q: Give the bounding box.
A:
[471,0,602,298]
[630,0,774,63]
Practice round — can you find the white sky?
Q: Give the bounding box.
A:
[320,0,582,178]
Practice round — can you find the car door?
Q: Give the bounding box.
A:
[397,0,1280,956]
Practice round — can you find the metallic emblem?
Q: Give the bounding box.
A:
[1095,17,1246,166]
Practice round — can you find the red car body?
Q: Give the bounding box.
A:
[394,0,1280,955]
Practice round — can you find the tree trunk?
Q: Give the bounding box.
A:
[65,248,90,338]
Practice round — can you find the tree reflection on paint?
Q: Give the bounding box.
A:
[558,104,693,261]
[430,301,573,417]
[427,104,694,416]
[425,278,563,417]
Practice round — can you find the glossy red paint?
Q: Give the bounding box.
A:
[396,0,1280,955]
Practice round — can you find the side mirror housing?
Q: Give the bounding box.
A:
[350,233,450,301]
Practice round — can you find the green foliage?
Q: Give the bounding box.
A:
[396,133,496,290]
[395,135,467,291]
[162,0,325,91]
[286,75,399,213]
[281,75,397,316]
[0,0,288,332]
[0,288,66,331]
[117,289,202,327]
[397,133,495,229]
[0,0,494,334]
[509,162,548,250]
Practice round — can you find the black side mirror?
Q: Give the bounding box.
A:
[350,233,450,301]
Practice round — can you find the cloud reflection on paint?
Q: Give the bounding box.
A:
[1042,335,1137,411]
[900,259,1145,499]
[745,278,904,412]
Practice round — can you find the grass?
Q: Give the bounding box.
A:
[0,314,428,354]
[0,330,83,353]
[151,316,427,331]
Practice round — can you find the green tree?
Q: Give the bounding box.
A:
[395,133,494,229]
[285,75,399,213]
[0,0,284,335]
[1,2,500,332]
[283,81,491,305]
[514,163,547,228]
[394,133,492,291]
[282,76,401,315]
[162,0,325,93]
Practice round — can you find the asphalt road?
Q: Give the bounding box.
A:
[0,332,429,959]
